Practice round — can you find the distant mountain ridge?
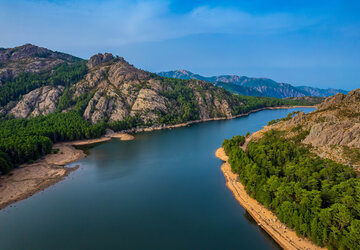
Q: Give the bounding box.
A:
[158,70,348,98]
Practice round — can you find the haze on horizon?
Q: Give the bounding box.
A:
[0,0,359,90]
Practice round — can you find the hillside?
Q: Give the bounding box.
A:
[0,43,81,84]
[158,70,348,98]
[262,89,360,169]
[0,44,320,173]
[222,89,360,249]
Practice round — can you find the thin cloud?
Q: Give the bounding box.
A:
[0,0,319,47]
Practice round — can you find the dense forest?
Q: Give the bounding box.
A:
[222,131,360,249]
[0,61,87,107]
[157,77,201,124]
[0,111,106,173]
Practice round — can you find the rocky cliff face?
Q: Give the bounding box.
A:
[263,89,360,170]
[302,90,360,148]
[74,54,166,123]
[7,86,65,118]
[86,53,115,69]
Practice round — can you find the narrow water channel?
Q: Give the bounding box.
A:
[0,108,314,250]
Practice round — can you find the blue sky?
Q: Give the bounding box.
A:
[0,0,359,90]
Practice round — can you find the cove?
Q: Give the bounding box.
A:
[0,108,314,250]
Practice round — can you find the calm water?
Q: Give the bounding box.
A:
[0,108,314,250]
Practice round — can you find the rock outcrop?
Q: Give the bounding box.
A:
[8,86,65,118]
[86,53,114,69]
[194,89,232,119]
[261,88,360,169]
[303,122,360,148]
[317,89,360,112]
[130,89,169,121]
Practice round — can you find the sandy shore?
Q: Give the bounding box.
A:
[70,132,135,146]
[0,133,134,210]
[0,143,83,210]
[216,147,324,250]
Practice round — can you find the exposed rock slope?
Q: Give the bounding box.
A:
[76,55,239,123]
[9,86,65,118]
[302,90,360,148]
[256,89,360,169]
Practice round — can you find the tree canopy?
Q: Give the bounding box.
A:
[0,61,87,107]
[222,131,360,249]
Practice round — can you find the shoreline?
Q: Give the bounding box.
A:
[0,133,134,210]
[124,105,315,133]
[216,147,324,250]
[0,105,314,211]
[69,132,135,146]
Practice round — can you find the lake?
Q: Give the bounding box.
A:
[0,108,314,250]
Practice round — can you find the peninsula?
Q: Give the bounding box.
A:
[218,89,360,249]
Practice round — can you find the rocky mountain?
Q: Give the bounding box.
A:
[0,45,259,125]
[259,88,360,170]
[63,54,248,123]
[158,70,348,98]
[0,44,81,84]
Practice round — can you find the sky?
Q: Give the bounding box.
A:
[0,0,359,90]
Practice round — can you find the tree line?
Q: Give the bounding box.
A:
[0,61,87,107]
[222,131,360,249]
[0,111,105,173]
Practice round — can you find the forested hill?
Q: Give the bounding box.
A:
[0,44,322,173]
[158,70,348,98]
[264,88,360,169]
[222,89,360,249]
